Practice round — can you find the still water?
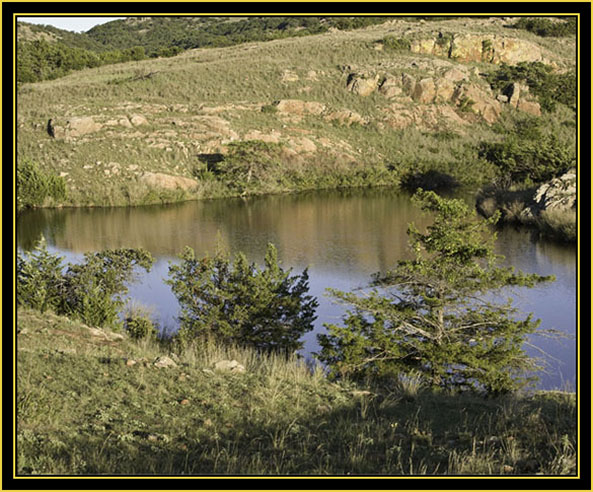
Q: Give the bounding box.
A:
[17,188,578,390]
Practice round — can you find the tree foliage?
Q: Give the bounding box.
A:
[479,133,575,186]
[17,238,154,330]
[317,191,554,395]
[511,17,577,37]
[167,243,318,352]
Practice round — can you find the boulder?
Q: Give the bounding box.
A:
[412,78,436,104]
[280,70,299,82]
[378,75,403,98]
[533,169,576,213]
[346,71,380,97]
[519,169,576,222]
[434,78,456,103]
[130,114,148,126]
[452,83,501,124]
[243,130,282,143]
[64,116,103,138]
[273,99,326,116]
[517,99,542,116]
[140,172,198,191]
[504,83,542,116]
[442,68,467,82]
[288,136,317,153]
[214,359,246,373]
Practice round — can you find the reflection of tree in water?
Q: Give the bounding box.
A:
[494,226,576,277]
[17,208,67,251]
[16,189,434,273]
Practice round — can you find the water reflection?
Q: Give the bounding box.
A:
[18,189,434,273]
[16,188,578,390]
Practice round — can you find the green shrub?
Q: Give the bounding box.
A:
[400,169,459,192]
[61,249,155,330]
[167,243,318,353]
[213,140,285,192]
[479,134,575,185]
[511,17,577,37]
[261,104,278,114]
[17,158,66,211]
[382,36,411,52]
[17,239,155,330]
[124,305,158,340]
[17,236,64,312]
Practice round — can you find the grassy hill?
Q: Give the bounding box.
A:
[16,16,576,209]
[17,307,576,475]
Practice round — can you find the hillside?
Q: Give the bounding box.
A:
[16,307,576,475]
[16,16,577,208]
[16,16,390,83]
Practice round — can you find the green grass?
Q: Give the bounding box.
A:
[16,307,577,475]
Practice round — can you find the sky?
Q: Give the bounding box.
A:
[19,17,126,33]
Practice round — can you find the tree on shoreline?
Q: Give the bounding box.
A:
[167,243,318,353]
[317,190,554,394]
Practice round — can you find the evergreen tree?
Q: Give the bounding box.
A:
[317,190,554,394]
[167,244,318,353]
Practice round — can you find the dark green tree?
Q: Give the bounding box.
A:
[167,243,318,352]
[317,190,554,394]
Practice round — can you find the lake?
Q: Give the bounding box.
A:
[16,188,578,390]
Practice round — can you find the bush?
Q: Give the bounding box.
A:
[382,36,411,51]
[213,140,285,193]
[167,243,318,353]
[479,133,575,185]
[60,249,155,329]
[511,17,577,37]
[17,236,63,312]
[316,191,554,395]
[17,239,154,330]
[17,158,66,211]
[124,305,158,339]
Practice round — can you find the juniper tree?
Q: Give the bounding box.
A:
[167,243,318,353]
[317,190,554,394]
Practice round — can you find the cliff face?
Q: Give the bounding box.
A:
[411,33,549,65]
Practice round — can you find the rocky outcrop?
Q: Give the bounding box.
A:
[451,83,502,124]
[382,102,468,132]
[130,114,148,126]
[520,169,576,221]
[411,34,546,65]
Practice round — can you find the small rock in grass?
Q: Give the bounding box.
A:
[153,356,178,368]
[213,359,246,373]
